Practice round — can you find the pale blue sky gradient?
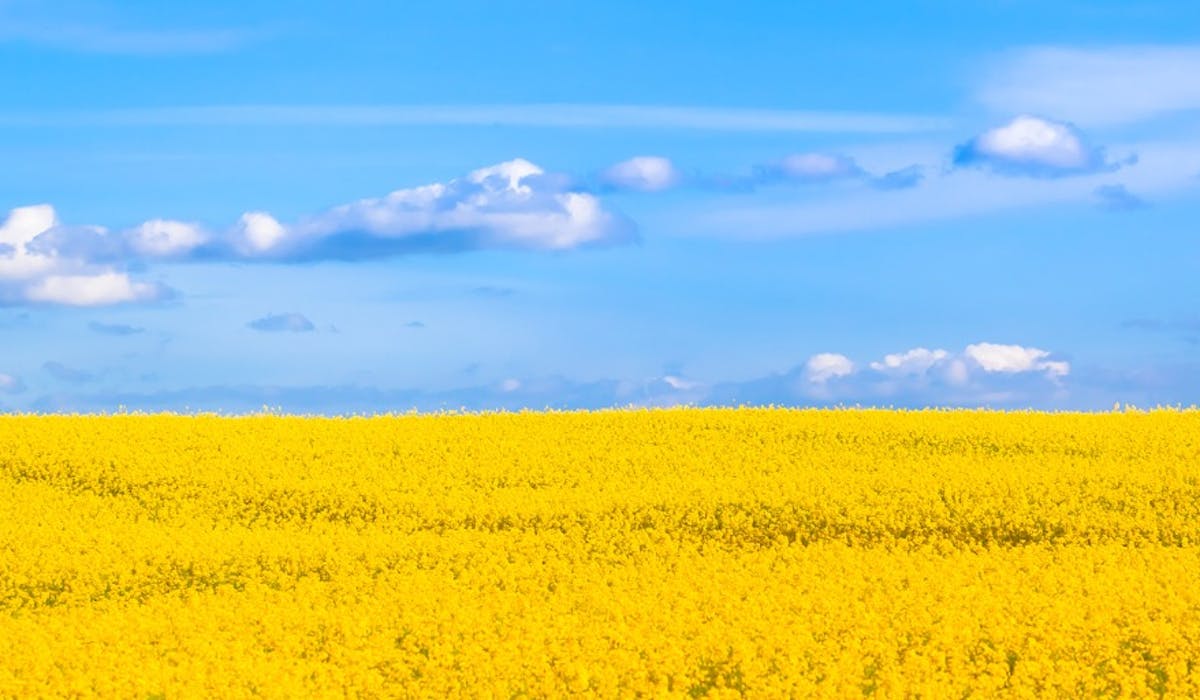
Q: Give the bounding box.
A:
[2,0,1199,412]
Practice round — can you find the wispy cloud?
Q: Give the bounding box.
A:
[690,137,1199,239]
[0,104,951,133]
[611,152,926,194]
[978,45,1200,126]
[0,5,265,55]
[745,154,925,191]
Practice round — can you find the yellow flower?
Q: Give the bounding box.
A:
[0,408,1197,697]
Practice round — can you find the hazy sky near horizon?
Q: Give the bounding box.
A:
[2,0,1200,412]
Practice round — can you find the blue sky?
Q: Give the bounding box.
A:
[2,0,1200,412]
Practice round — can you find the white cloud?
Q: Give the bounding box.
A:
[0,158,632,304]
[954,116,1109,175]
[791,343,1070,403]
[678,341,1075,409]
[234,212,288,254]
[600,156,681,192]
[0,205,165,307]
[127,219,207,257]
[267,158,631,256]
[979,45,1200,127]
[0,204,60,281]
[870,348,949,375]
[804,353,855,383]
[963,342,1070,378]
[24,272,159,307]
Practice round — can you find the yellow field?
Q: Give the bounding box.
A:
[1,408,1199,698]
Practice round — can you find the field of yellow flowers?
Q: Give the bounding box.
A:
[1,408,1199,697]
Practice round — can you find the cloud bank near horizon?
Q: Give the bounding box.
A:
[13,341,1081,414]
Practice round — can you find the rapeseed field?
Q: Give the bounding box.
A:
[1,408,1198,698]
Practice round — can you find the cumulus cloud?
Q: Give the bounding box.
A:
[233,212,288,255]
[247,313,316,333]
[221,159,633,259]
[0,159,632,305]
[954,116,1115,176]
[25,272,161,306]
[804,353,855,383]
[599,156,681,192]
[0,205,166,306]
[714,341,1069,406]
[955,115,1113,175]
[723,342,1072,407]
[126,219,208,257]
[262,158,632,259]
[962,342,1070,379]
